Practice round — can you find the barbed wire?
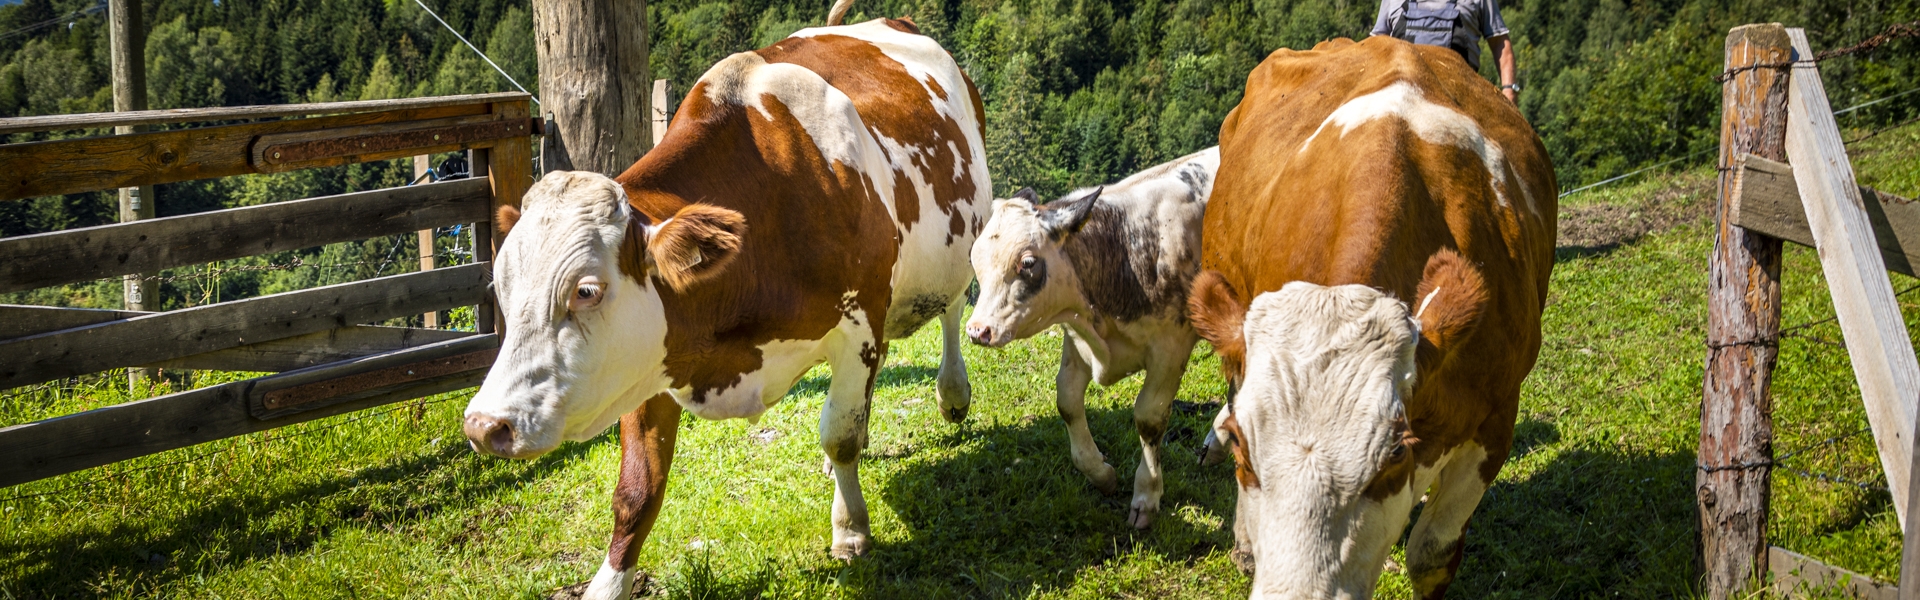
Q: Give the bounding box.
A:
[0,392,467,505]
[1714,19,1920,83]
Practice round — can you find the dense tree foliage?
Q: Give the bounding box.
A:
[0,0,1914,310]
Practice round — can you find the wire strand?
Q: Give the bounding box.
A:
[409,0,540,107]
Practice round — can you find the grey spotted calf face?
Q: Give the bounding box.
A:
[965,187,1098,347]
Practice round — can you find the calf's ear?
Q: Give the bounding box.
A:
[1040,187,1100,240]
[496,205,522,236]
[1412,248,1488,373]
[644,204,747,291]
[1187,270,1247,382]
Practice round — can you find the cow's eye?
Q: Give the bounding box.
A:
[570,277,605,311]
[1018,255,1038,275]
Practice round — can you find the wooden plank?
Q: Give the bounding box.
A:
[1771,546,1897,599]
[0,305,469,371]
[250,340,496,419]
[652,79,670,146]
[0,93,529,136]
[252,115,536,173]
[149,326,472,372]
[0,334,497,488]
[1727,153,1920,277]
[0,262,489,390]
[480,99,534,336]
[0,178,491,294]
[1785,28,1920,531]
[1702,24,1794,598]
[0,103,492,202]
[0,305,141,339]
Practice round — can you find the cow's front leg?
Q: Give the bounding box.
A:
[821,332,881,559]
[935,294,972,423]
[1127,346,1187,529]
[1405,442,1497,600]
[1056,331,1119,493]
[583,393,682,600]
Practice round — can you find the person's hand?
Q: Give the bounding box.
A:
[1502,88,1517,103]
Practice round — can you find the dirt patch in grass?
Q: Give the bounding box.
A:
[1557,171,1716,251]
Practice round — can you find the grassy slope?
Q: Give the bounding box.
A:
[3,122,1917,599]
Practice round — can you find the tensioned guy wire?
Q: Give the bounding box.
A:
[410,0,540,107]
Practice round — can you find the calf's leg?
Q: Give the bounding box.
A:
[582,393,682,600]
[1127,347,1187,529]
[935,294,972,423]
[821,332,881,559]
[1056,331,1119,494]
[1404,442,1495,600]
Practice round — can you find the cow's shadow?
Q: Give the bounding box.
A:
[0,427,607,598]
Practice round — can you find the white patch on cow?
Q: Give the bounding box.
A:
[697,52,890,188]
[581,559,632,600]
[1299,82,1526,214]
[465,173,674,458]
[1230,281,1422,598]
[669,338,825,421]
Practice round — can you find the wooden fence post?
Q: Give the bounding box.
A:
[652,79,670,147]
[532,0,652,175]
[415,155,438,328]
[110,0,156,389]
[1701,23,1793,598]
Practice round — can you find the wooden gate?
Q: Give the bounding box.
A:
[0,92,532,489]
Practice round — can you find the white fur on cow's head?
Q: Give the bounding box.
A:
[1201,281,1421,598]
[463,171,744,459]
[965,187,1098,347]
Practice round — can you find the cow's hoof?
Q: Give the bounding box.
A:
[1086,463,1120,495]
[941,404,969,424]
[829,533,872,560]
[1128,502,1158,529]
[1229,548,1255,575]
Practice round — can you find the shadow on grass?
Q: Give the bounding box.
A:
[790,364,943,398]
[1,432,609,597]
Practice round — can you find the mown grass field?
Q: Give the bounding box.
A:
[3,121,1916,598]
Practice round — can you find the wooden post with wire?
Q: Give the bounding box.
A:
[109,0,156,390]
[415,155,438,328]
[652,79,670,147]
[533,0,652,174]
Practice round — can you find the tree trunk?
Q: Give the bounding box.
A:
[532,0,652,175]
[1699,23,1793,599]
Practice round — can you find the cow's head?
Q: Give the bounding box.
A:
[1187,251,1485,598]
[965,186,1099,347]
[463,171,745,459]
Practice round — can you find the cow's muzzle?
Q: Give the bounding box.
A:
[964,322,1008,347]
[464,413,531,459]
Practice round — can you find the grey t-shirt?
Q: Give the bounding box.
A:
[1370,0,1510,68]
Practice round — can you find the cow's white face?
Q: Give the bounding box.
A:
[965,188,1097,347]
[1199,281,1420,599]
[463,171,744,459]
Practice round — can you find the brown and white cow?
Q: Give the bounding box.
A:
[459,13,990,599]
[1187,37,1555,599]
[966,147,1218,528]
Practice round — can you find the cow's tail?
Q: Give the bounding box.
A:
[826,0,855,25]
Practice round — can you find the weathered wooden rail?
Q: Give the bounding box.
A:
[0,92,532,489]
[1703,24,1918,600]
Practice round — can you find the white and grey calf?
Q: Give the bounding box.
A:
[966,147,1218,528]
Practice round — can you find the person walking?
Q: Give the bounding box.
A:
[1371,0,1520,103]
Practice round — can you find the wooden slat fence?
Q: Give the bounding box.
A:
[0,93,531,489]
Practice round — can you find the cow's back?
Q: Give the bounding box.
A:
[1206,36,1557,448]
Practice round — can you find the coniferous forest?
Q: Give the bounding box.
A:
[0,0,1915,309]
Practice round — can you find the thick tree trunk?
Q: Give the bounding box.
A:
[1699,23,1792,599]
[532,0,652,175]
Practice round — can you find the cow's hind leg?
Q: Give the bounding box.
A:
[1056,331,1119,493]
[1127,346,1187,529]
[583,393,682,600]
[821,329,882,559]
[935,294,972,423]
[1405,442,1495,600]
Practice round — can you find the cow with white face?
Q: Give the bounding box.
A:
[1191,37,1555,599]
[967,147,1217,529]
[461,11,991,600]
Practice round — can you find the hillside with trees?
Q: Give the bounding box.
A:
[0,0,1914,310]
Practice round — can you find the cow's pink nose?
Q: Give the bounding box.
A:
[464,414,516,457]
[965,323,995,346]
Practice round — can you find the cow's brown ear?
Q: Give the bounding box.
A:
[647,204,747,291]
[1188,270,1247,382]
[496,204,522,236]
[1412,248,1488,373]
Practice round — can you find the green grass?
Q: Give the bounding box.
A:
[5,122,1918,598]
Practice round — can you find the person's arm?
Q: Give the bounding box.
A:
[1489,34,1517,103]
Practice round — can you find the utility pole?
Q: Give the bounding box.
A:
[533,0,652,174]
[110,0,155,390]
